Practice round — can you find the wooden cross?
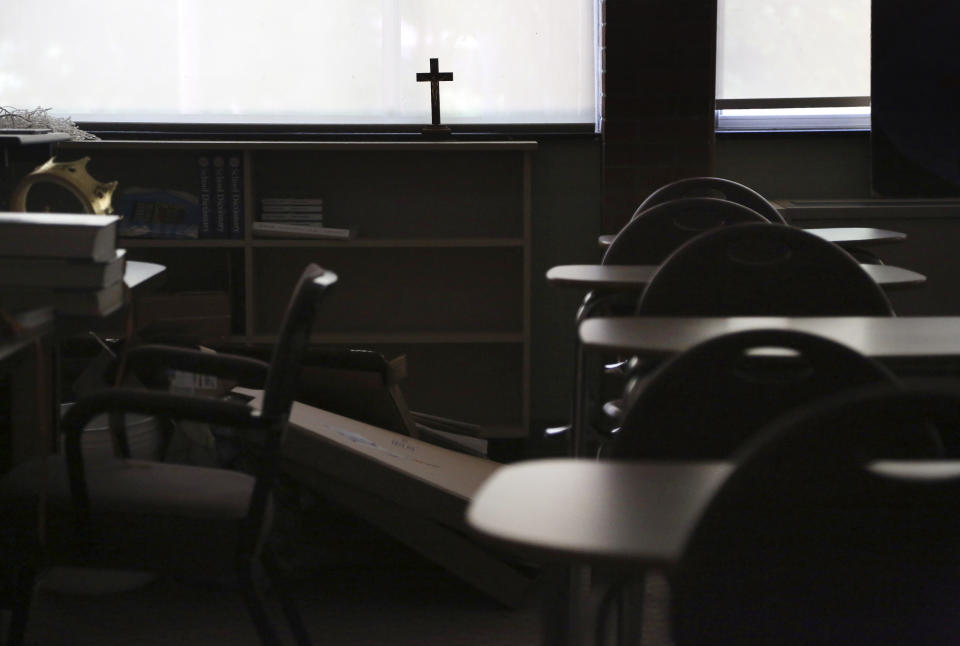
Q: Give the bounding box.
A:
[417,58,453,129]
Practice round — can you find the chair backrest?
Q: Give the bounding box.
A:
[635,176,786,223]
[609,329,899,459]
[260,264,338,422]
[251,264,337,524]
[673,383,960,646]
[636,222,894,316]
[602,197,771,266]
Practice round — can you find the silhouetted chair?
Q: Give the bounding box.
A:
[634,176,786,223]
[0,263,337,646]
[635,222,894,317]
[588,222,897,449]
[673,383,958,646]
[602,197,774,266]
[608,329,901,459]
[554,198,771,444]
[582,197,771,322]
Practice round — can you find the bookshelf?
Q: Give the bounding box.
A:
[60,140,535,434]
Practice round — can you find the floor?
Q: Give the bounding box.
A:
[11,496,674,646]
[14,513,544,646]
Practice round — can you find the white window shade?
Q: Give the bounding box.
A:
[1,1,597,125]
[717,0,870,104]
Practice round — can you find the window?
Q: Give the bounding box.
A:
[1,1,598,127]
[716,0,871,131]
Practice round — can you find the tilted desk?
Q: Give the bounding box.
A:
[546,263,927,291]
[597,227,906,249]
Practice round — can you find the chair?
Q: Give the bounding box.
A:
[558,198,771,447]
[635,222,894,317]
[581,197,770,322]
[601,196,774,267]
[0,263,337,646]
[633,176,786,224]
[608,329,901,459]
[672,383,959,646]
[586,222,896,452]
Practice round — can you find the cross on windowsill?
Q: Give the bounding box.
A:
[417,58,453,134]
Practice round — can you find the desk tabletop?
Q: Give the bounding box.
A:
[123,260,166,291]
[467,459,731,565]
[579,316,960,359]
[546,263,926,291]
[467,458,960,567]
[598,227,905,249]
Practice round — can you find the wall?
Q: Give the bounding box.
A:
[717,130,960,318]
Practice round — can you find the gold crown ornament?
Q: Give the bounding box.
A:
[10,156,118,215]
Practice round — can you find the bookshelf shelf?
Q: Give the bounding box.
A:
[120,239,246,248]
[239,332,526,345]
[61,140,534,432]
[247,237,526,248]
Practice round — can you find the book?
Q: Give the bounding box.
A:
[197,155,212,237]
[116,189,200,239]
[0,249,126,289]
[0,212,119,262]
[227,154,244,239]
[259,211,324,222]
[252,221,355,239]
[260,197,323,220]
[260,205,325,213]
[212,155,227,238]
[0,281,124,317]
[261,198,324,206]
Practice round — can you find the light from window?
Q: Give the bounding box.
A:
[1,1,597,125]
[717,0,870,104]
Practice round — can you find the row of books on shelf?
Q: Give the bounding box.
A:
[114,158,355,240]
[115,154,246,240]
[0,212,127,321]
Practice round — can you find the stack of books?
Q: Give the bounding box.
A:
[253,197,355,239]
[0,212,126,318]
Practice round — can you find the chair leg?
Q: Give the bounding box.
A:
[237,562,283,646]
[262,547,312,646]
[6,566,36,646]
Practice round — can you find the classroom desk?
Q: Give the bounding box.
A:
[470,457,960,565]
[122,260,166,292]
[578,316,960,370]
[1,260,166,468]
[467,457,960,646]
[597,227,906,249]
[468,458,731,566]
[546,263,926,291]
[470,457,960,564]
[549,264,925,458]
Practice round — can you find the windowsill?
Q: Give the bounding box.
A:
[77,122,600,142]
[716,108,871,134]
